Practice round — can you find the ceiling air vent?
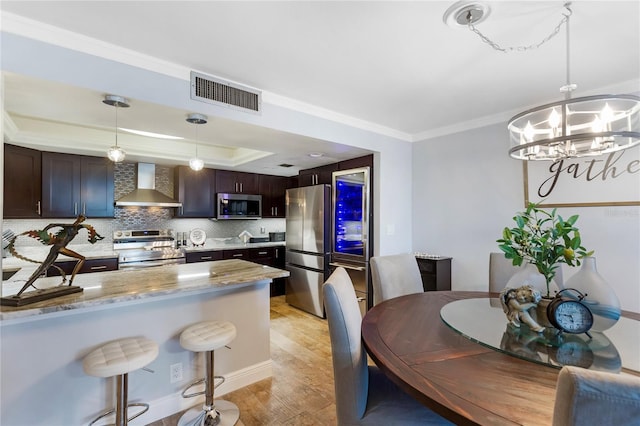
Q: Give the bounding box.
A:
[190,71,261,114]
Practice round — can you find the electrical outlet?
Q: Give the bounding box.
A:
[260,226,266,234]
[170,363,183,383]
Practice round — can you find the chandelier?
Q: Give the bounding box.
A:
[102,95,130,163]
[444,2,640,161]
[186,113,207,171]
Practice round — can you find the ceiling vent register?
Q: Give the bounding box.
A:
[190,71,261,114]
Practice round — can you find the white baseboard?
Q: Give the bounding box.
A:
[134,360,273,425]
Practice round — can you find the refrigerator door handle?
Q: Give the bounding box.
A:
[329,262,366,272]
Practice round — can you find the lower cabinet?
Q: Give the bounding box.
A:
[415,256,452,292]
[46,257,118,277]
[187,246,286,296]
[185,250,223,263]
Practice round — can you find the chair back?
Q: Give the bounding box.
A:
[370,254,423,305]
[553,365,640,425]
[323,267,369,424]
[489,252,519,292]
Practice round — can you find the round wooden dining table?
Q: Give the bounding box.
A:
[361,291,639,426]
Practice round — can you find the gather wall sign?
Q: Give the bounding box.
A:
[523,145,640,207]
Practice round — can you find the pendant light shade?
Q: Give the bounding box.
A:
[508,94,640,160]
[186,113,207,171]
[506,3,640,161]
[103,95,130,163]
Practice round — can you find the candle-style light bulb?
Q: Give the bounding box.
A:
[524,121,535,142]
[548,108,561,129]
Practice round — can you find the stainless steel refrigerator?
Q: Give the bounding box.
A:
[329,167,371,317]
[285,184,331,318]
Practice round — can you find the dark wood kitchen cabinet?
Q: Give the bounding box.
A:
[45,257,118,277]
[3,144,42,218]
[215,170,259,194]
[190,246,286,296]
[415,256,452,292]
[249,246,286,296]
[259,174,293,218]
[185,250,223,263]
[41,152,114,218]
[298,163,338,186]
[338,154,373,171]
[174,166,215,217]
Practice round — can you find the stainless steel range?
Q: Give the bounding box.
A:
[113,229,185,269]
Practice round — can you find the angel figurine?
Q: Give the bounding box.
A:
[500,285,545,333]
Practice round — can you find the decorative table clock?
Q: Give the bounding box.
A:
[547,288,594,338]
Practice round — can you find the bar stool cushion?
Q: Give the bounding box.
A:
[83,336,159,378]
[180,320,236,352]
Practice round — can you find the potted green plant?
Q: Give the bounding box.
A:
[497,202,593,298]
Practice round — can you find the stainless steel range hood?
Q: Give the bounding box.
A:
[115,163,182,207]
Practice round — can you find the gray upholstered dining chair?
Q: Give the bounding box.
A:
[370,253,424,306]
[322,267,452,425]
[553,365,640,425]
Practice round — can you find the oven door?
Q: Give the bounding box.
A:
[118,257,186,270]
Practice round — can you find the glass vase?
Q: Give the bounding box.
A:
[564,257,621,332]
[505,263,561,297]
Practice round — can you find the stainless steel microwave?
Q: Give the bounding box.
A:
[216,193,262,219]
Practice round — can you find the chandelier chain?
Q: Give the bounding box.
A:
[467,3,572,53]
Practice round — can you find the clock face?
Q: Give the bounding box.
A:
[552,301,593,333]
[554,340,595,368]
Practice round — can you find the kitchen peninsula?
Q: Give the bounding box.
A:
[1,259,288,425]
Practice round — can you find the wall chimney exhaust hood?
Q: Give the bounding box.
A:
[115,163,182,207]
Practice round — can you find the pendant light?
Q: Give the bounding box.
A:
[186,113,207,171]
[444,2,640,161]
[103,95,130,163]
[506,3,640,161]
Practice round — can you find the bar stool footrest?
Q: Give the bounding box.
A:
[88,402,150,425]
[181,376,226,399]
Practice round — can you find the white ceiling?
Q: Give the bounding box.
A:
[1,1,639,175]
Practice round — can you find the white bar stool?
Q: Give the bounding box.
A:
[178,320,239,426]
[83,336,159,426]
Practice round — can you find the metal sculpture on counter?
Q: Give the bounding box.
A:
[1,215,104,307]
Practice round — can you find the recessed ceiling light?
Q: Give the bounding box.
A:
[308,152,324,158]
[119,127,184,140]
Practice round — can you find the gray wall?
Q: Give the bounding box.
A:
[413,122,640,312]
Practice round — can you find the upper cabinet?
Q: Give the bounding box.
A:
[259,175,294,218]
[338,154,373,171]
[174,166,215,217]
[298,163,338,186]
[215,170,259,194]
[3,144,42,218]
[42,152,114,218]
[298,155,373,187]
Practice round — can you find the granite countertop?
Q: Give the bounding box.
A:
[1,259,289,324]
[182,238,285,252]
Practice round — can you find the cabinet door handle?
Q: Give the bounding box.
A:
[233,253,243,257]
[36,201,41,215]
[74,202,78,215]
[83,203,86,215]
[240,182,243,192]
[274,207,278,216]
[258,251,268,255]
[201,256,213,260]
[90,265,108,270]
[356,297,366,303]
